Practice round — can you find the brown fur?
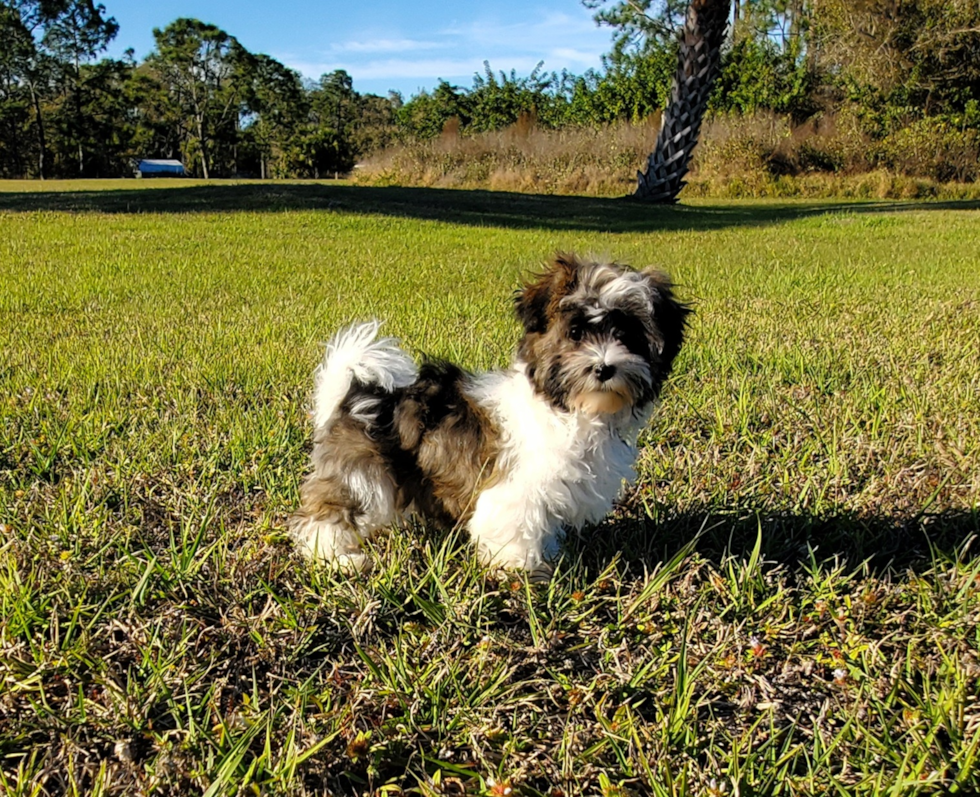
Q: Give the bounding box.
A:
[293,416,394,532]
[291,253,689,569]
[295,362,500,534]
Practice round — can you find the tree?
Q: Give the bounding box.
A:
[310,69,357,138]
[396,80,471,139]
[148,18,248,178]
[1,0,121,177]
[239,53,307,177]
[125,60,185,165]
[584,0,689,57]
[42,0,118,176]
[0,3,35,176]
[589,0,732,201]
[351,92,399,155]
[1,0,56,178]
[74,54,136,176]
[813,0,980,119]
[467,61,557,132]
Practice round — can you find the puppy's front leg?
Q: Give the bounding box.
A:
[467,483,560,580]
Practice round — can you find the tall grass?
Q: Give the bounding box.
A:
[357,116,661,197]
[355,111,980,200]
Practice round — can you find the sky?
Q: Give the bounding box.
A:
[101,0,619,98]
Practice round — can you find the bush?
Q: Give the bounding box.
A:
[712,37,818,122]
[876,117,980,183]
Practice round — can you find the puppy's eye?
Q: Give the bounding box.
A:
[569,324,584,341]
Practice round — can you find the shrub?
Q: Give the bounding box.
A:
[876,117,980,183]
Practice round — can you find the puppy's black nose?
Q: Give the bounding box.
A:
[594,363,616,382]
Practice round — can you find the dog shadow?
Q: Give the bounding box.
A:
[560,503,980,578]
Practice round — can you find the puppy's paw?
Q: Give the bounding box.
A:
[329,552,374,575]
[482,550,554,585]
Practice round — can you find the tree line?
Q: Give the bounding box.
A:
[0,2,391,178]
[1,0,978,180]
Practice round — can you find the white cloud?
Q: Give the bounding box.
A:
[549,46,607,67]
[439,10,607,51]
[289,56,528,82]
[330,38,447,54]
[277,4,613,94]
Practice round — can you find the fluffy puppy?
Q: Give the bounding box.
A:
[290,253,689,576]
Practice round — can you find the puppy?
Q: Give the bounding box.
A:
[290,253,689,576]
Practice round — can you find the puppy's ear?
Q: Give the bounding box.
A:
[642,268,691,368]
[514,274,552,335]
[514,253,579,334]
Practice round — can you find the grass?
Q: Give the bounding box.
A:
[1,179,979,796]
[352,114,980,201]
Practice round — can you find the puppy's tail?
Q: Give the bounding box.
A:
[312,320,418,430]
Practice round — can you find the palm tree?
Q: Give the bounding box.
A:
[634,0,731,202]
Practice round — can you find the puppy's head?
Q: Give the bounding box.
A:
[514,253,690,415]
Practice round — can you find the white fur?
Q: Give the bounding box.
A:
[464,363,651,571]
[290,516,373,573]
[597,269,653,311]
[312,321,418,430]
[584,340,638,372]
[562,263,654,315]
[300,320,658,575]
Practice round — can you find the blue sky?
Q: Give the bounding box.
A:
[101,0,618,98]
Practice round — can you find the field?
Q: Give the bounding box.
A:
[1,180,979,796]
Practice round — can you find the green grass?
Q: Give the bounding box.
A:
[1,180,979,796]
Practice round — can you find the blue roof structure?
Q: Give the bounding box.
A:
[137,159,185,176]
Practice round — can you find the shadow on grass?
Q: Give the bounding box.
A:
[1,182,978,232]
[565,504,980,576]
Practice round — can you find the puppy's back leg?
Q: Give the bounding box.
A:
[290,514,371,572]
[290,442,400,573]
[289,471,373,571]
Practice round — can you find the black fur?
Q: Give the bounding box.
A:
[335,361,500,526]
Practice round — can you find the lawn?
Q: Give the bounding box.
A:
[1,181,979,796]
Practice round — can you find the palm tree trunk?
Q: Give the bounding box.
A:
[634,0,731,202]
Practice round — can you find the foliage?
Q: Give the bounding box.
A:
[583,0,689,57]
[569,50,676,125]
[812,0,980,120]
[0,0,120,178]
[1,0,979,184]
[712,36,817,121]
[40,0,118,176]
[396,80,473,139]
[236,53,308,178]
[393,53,678,140]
